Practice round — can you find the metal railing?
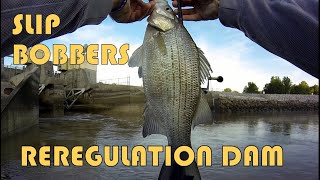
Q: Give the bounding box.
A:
[99,76,131,86]
[3,64,26,70]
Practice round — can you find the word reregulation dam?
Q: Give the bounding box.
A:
[22,145,283,167]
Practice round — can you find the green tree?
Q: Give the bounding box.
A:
[223,88,232,92]
[310,85,319,95]
[232,90,240,93]
[264,76,285,94]
[282,76,292,94]
[290,81,312,94]
[243,82,260,93]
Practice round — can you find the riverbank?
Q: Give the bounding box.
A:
[211,92,319,113]
[69,84,319,114]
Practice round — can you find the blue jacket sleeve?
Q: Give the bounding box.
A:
[1,0,112,58]
[219,0,319,78]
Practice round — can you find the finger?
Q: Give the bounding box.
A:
[146,4,155,15]
[136,0,154,8]
[173,8,202,21]
[132,6,151,21]
[147,0,156,11]
[174,8,197,15]
[139,1,155,16]
[172,0,195,4]
[148,0,157,8]
[135,4,142,11]
[183,14,202,21]
[172,0,195,7]
[136,0,148,7]
[130,11,141,22]
[136,0,156,12]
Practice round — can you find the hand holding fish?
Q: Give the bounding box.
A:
[172,0,219,21]
[111,0,156,23]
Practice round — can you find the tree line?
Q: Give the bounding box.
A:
[223,76,319,95]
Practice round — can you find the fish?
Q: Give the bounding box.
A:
[128,0,213,179]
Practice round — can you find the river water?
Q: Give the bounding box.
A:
[1,112,319,180]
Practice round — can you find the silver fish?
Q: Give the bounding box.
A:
[129,0,213,179]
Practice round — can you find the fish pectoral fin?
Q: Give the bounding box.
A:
[197,47,213,83]
[192,92,213,129]
[155,32,167,55]
[143,106,166,137]
[129,45,144,78]
[128,45,144,68]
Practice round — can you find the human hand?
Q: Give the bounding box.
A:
[172,0,219,21]
[111,0,156,23]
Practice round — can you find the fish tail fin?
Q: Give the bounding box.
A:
[158,157,201,180]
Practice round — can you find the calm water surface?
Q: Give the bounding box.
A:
[1,112,319,180]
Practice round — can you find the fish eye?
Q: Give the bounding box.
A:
[166,7,170,10]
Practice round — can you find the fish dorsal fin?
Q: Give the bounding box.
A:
[192,92,213,129]
[128,45,144,67]
[143,105,167,137]
[197,47,213,83]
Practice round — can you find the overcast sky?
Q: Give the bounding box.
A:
[4,11,318,92]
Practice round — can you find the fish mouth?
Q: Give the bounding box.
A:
[147,16,176,32]
[147,3,177,31]
[155,7,175,20]
[148,0,176,20]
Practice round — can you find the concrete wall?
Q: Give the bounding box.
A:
[39,61,54,84]
[1,67,40,138]
[9,64,38,86]
[83,68,96,84]
[58,56,97,85]
[61,67,96,85]
[39,83,65,117]
[1,67,24,81]
[59,58,97,71]
[61,69,92,90]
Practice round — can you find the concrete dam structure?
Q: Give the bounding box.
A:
[1,62,40,138]
[1,49,98,137]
